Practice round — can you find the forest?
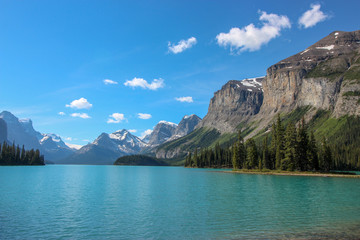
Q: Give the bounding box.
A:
[185,115,359,171]
[0,142,45,165]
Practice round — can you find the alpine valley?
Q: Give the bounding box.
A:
[1,30,360,168]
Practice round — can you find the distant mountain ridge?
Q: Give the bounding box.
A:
[60,114,202,165]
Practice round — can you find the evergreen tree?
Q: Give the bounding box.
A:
[262,136,271,169]
[308,131,319,171]
[283,122,297,170]
[246,138,258,169]
[232,142,239,169]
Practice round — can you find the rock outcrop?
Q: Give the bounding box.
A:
[168,114,202,141]
[261,30,360,116]
[0,118,7,143]
[196,77,264,133]
[146,121,178,146]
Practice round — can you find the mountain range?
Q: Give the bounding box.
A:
[1,30,359,167]
[0,110,201,165]
[156,30,360,163]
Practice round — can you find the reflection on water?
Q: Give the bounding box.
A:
[0,165,359,239]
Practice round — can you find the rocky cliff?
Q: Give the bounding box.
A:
[168,114,202,141]
[146,121,178,146]
[196,77,264,133]
[261,30,360,117]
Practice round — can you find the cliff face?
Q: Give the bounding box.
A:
[196,77,264,133]
[261,30,360,116]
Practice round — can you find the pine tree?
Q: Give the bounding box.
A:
[296,117,309,171]
[262,136,271,169]
[283,122,297,170]
[307,131,319,171]
[321,138,332,172]
[246,138,258,169]
[275,114,284,169]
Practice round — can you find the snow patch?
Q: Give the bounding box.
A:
[334,32,339,36]
[300,49,309,55]
[316,45,334,50]
[184,114,195,119]
[65,143,83,150]
[247,89,253,92]
[159,121,178,127]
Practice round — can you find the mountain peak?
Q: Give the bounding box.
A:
[158,121,178,127]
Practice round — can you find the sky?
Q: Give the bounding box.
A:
[1,0,359,146]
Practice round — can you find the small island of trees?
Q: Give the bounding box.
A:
[185,116,342,172]
[0,142,45,165]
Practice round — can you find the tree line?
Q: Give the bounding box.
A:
[185,115,336,172]
[0,141,45,165]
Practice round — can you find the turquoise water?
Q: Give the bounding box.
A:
[1,166,360,239]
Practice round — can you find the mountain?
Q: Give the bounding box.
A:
[0,111,75,163]
[146,121,178,146]
[195,78,264,133]
[0,118,8,143]
[169,114,202,141]
[60,129,148,165]
[156,30,360,161]
[39,133,75,161]
[0,111,42,150]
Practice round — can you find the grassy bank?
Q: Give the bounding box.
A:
[227,169,360,178]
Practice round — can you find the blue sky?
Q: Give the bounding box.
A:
[1,0,359,146]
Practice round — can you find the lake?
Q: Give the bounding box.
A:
[1,165,360,239]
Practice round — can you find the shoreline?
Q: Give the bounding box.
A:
[223,170,360,178]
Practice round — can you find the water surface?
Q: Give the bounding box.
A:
[1,165,360,239]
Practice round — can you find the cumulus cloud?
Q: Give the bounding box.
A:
[138,113,152,119]
[128,129,137,133]
[103,79,118,85]
[216,11,291,53]
[71,113,91,119]
[58,112,65,116]
[141,129,153,138]
[124,77,164,90]
[168,37,197,54]
[175,96,193,103]
[66,98,92,109]
[298,4,328,28]
[107,113,125,123]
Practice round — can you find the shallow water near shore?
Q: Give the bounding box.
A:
[1,165,360,239]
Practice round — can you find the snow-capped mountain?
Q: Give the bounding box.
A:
[0,111,75,163]
[146,121,178,146]
[0,111,42,150]
[60,129,148,165]
[168,114,202,141]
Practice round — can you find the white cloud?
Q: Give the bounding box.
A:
[107,113,125,123]
[141,129,153,138]
[65,137,72,141]
[175,96,193,103]
[66,98,93,109]
[128,129,137,133]
[58,112,66,116]
[138,113,152,119]
[168,37,197,54]
[71,113,91,119]
[124,77,164,90]
[298,4,328,28]
[103,79,118,85]
[216,11,291,53]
